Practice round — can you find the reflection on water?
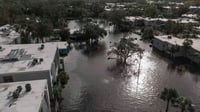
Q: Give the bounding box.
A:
[62,21,200,112]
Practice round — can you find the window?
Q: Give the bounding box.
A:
[3,76,13,82]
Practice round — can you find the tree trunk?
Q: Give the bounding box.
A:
[123,57,127,65]
[36,38,39,43]
[181,107,185,112]
[165,100,170,112]
[138,58,141,75]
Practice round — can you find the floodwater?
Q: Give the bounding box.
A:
[62,20,200,112]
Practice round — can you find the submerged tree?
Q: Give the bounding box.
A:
[142,27,154,40]
[183,38,193,57]
[53,84,62,104]
[81,23,107,49]
[160,88,179,112]
[108,37,143,65]
[109,10,126,32]
[59,28,70,41]
[57,71,69,88]
[173,96,195,112]
[183,38,193,50]
[168,44,180,58]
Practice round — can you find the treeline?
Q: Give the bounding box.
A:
[0,0,106,26]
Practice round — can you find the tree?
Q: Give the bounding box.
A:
[89,3,105,18]
[160,88,179,112]
[173,96,195,112]
[59,28,70,41]
[57,71,69,88]
[183,38,193,57]
[164,20,183,35]
[108,37,143,65]
[81,23,107,46]
[53,84,62,103]
[35,20,53,43]
[142,27,154,40]
[144,5,160,18]
[109,10,126,32]
[183,38,193,50]
[168,44,180,58]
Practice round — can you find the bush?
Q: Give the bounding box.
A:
[58,71,69,87]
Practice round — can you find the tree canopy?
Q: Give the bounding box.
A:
[160,88,179,112]
[108,37,143,64]
[142,27,154,40]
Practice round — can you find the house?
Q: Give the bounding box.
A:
[153,35,200,64]
[0,43,61,96]
[0,80,51,112]
[0,24,21,45]
[182,14,198,19]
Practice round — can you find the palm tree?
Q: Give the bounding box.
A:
[160,88,179,112]
[182,38,193,57]
[168,44,179,58]
[173,96,195,112]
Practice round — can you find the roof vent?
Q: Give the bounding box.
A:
[39,58,43,63]
[39,44,45,50]
[32,58,38,66]
[12,86,22,99]
[25,83,31,92]
[168,36,172,39]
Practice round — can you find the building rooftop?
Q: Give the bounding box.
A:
[154,35,200,52]
[0,80,47,112]
[189,6,200,9]
[0,43,59,74]
[169,2,184,5]
[0,24,20,45]
[126,16,199,24]
[182,14,198,19]
[163,6,171,9]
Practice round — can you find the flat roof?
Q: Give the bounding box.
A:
[189,6,200,9]
[0,80,47,112]
[182,14,198,19]
[0,24,20,45]
[154,35,200,52]
[0,43,58,74]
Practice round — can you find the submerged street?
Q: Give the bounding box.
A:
[62,21,200,112]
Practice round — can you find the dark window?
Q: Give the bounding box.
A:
[3,76,13,82]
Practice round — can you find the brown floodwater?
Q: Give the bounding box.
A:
[62,20,200,112]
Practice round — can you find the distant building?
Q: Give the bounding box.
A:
[153,35,200,64]
[182,14,198,19]
[0,80,51,112]
[126,16,199,27]
[0,24,21,45]
[0,43,61,96]
[189,6,200,9]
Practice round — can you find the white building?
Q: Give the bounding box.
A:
[0,24,21,45]
[0,80,51,112]
[182,14,198,19]
[189,6,200,9]
[0,43,60,96]
[153,35,200,64]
